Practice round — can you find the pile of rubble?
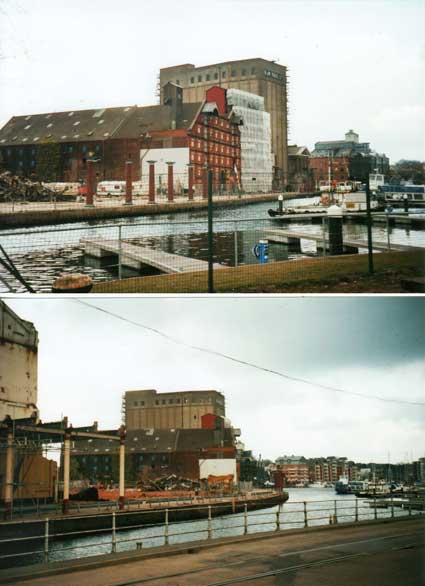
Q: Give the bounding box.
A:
[0,171,70,202]
[138,474,201,492]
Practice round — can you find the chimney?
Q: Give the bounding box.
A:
[163,82,183,129]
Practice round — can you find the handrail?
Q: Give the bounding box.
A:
[0,497,422,568]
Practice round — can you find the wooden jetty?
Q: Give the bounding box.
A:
[263,229,421,254]
[81,238,222,274]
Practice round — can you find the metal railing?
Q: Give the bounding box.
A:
[0,497,423,569]
[0,490,271,520]
[1,208,423,294]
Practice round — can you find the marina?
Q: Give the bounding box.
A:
[81,238,224,274]
[1,200,424,292]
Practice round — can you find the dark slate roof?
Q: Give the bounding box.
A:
[0,102,203,147]
[71,428,234,455]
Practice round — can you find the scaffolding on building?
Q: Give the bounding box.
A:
[226,89,274,193]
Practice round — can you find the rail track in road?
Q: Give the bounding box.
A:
[109,529,425,586]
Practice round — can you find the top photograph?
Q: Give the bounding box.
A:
[0,0,424,294]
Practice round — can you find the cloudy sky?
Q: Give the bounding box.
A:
[0,0,424,162]
[4,296,425,464]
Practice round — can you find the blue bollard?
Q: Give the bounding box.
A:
[252,240,269,263]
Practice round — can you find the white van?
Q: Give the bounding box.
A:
[96,181,125,196]
[97,181,145,196]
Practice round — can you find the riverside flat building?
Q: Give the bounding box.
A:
[160,58,288,184]
[124,389,226,431]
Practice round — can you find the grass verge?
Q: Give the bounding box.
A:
[90,250,425,294]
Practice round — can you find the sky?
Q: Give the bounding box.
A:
[0,0,424,162]
[4,295,425,464]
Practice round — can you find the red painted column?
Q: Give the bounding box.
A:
[124,160,133,205]
[147,160,156,203]
[166,161,174,202]
[86,160,95,206]
[202,165,208,200]
[187,164,194,201]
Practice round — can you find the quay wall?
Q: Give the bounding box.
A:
[0,493,287,542]
[0,193,316,229]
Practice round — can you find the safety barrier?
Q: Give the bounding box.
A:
[1,208,423,294]
[0,497,422,568]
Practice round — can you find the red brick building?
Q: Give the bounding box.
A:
[0,84,242,191]
[309,156,352,188]
[278,463,309,486]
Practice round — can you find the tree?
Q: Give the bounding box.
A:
[392,160,425,185]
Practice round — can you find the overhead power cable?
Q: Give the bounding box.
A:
[75,300,425,407]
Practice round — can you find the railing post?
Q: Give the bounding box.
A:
[322,216,327,256]
[374,497,378,520]
[118,225,122,280]
[244,503,248,535]
[334,500,338,524]
[164,508,169,545]
[207,505,212,540]
[304,501,308,528]
[408,501,412,517]
[355,498,359,522]
[111,511,117,553]
[386,213,391,250]
[391,496,394,519]
[234,222,238,267]
[44,518,49,563]
[276,508,280,531]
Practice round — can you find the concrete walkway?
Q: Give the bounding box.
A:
[1,517,423,586]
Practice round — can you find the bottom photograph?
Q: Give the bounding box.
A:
[0,296,424,586]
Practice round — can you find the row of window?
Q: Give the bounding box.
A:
[190,139,237,156]
[207,117,231,130]
[191,153,237,167]
[194,126,239,144]
[2,144,101,157]
[132,396,214,407]
[182,67,256,85]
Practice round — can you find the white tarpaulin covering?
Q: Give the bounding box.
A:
[227,89,274,192]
